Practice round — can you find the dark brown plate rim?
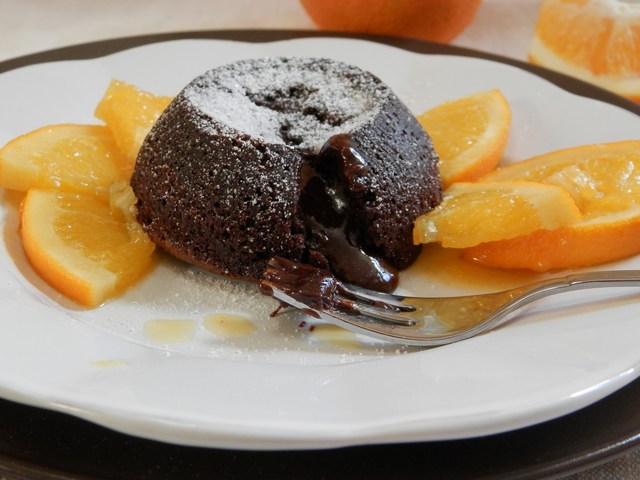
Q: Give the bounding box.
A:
[0,30,638,480]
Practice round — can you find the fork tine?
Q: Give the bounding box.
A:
[339,283,416,312]
[261,256,418,326]
[344,299,418,326]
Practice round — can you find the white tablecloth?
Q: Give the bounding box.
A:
[1,1,639,478]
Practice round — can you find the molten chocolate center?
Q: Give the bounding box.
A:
[299,134,399,293]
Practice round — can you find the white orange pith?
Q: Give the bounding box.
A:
[417,89,511,188]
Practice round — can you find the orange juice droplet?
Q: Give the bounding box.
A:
[310,324,363,351]
[203,313,256,338]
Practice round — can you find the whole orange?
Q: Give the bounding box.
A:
[300,0,482,44]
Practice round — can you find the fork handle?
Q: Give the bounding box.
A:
[565,270,640,288]
[495,270,640,317]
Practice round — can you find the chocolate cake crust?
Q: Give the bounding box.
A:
[131,57,442,287]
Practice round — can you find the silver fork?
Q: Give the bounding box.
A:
[259,257,640,347]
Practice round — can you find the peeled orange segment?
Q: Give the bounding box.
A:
[469,141,640,271]
[0,124,125,196]
[21,187,155,307]
[417,90,511,188]
[529,0,640,101]
[95,79,172,177]
[413,181,582,248]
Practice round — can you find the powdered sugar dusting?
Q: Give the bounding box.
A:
[184,57,390,152]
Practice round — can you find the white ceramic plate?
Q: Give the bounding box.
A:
[1,37,639,450]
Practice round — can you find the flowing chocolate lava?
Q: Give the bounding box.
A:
[300,133,401,291]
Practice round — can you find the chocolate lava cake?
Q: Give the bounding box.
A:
[130,57,442,292]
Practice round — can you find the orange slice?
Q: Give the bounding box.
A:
[529,0,640,101]
[417,90,511,188]
[21,183,155,306]
[0,124,125,196]
[465,141,640,270]
[413,181,582,248]
[95,79,172,177]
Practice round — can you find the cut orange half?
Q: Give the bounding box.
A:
[529,0,640,101]
[466,141,640,270]
[413,181,582,248]
[21,185,155,306]
[417,90,511,188]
